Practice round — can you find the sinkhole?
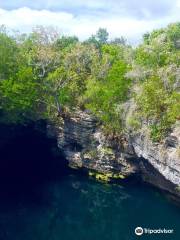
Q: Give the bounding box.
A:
[0,122,68,194]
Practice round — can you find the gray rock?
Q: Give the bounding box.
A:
[47,111,136,175]
[131,124,180,187]
[47,111,180,197]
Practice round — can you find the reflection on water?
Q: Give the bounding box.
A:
[0,174,180,240]
[0,125,179,240]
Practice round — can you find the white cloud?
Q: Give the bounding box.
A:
[0,7,73,29]
[177,0,180,7]
[0,6,180,44]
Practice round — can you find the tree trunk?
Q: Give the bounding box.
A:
[54,94,61,116]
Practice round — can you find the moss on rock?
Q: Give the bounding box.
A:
[89,170,125,182]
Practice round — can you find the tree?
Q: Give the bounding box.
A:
[96,28,109,44]
[61,44,100,107]
[84,35,100,49]
[0,66,41,123]
[143,32,150,44]
[132,22,180,140]
[0,32,19,80]
[84,44,131,132]
[25,26,61,78]
[111,37,127,46]
[55,36,79,50]
[0,23,179,141]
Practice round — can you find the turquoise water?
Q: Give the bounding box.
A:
[0,126,180,240]
[0,174,180,240]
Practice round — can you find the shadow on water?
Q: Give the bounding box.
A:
[0,123,180,240]
[0,123,69,205]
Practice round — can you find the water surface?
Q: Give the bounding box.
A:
[0,126,179,240]
[0,174,180,240]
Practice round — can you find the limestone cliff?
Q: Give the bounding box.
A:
[131,123,180,195]
[47,111,135,175]
[47,111,180,197]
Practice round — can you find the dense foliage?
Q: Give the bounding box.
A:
[0,24,179,141]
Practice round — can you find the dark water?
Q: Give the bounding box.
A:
[0,126,180,240]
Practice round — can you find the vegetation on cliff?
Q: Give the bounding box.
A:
[0,23,179,141]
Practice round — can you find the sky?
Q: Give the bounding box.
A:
[0,0,180,44]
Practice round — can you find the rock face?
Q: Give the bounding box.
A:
[131,124,180,195]
[132,125,180,185]
[47,111,180,197]
[47,111,136,177]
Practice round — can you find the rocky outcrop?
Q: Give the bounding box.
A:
[47,111,136,177]
[131,124,180,195]
[47,111,180,197]
[132,125,180,185]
